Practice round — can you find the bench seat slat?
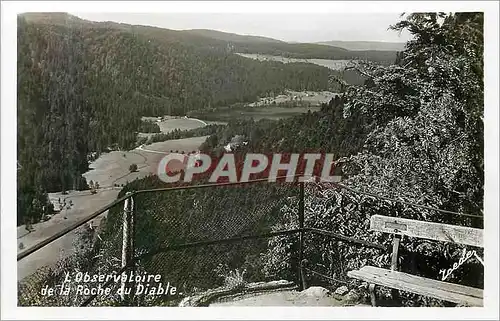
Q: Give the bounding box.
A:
[360,266,483,298]
[347,266,483,306]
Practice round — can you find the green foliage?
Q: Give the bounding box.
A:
[144,124,225,144]
[89,180,99,194]
[344,12,483,221]
[231,40,397,64]
[196,96,367,158]
[17,186,53,226]
[138,120,161,133]
[215,264,248,290]
[265,12,484,306]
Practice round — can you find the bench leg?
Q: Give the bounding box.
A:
[369,283,377,307]
[391,289,400,303]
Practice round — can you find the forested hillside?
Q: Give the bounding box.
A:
[18,13,357,225]
[316,40,406,51]
[23,13,399,63]
[190,12,484,223]
[182,29,286,44]
[182,29,399,63]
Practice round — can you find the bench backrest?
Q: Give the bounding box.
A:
[370,215,483,248]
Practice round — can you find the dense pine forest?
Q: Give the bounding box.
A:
[17,13,369,225]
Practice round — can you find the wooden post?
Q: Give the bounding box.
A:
[298,182,306,291]
[391,235,401,271]
[390,234,401,301]
[121,192,133,304]
[129,194,136,305]
[369,283,377,306]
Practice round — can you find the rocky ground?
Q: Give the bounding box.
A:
[205,285,369,307]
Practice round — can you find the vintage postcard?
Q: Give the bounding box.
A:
[1,1,498,320]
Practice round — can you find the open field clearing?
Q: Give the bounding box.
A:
[189,90,335,122]
[236,53,356,70]
[157,118,207,133]
[17,188,120,280]
[18,136,209,281]
[137,136,209,154]
[141,116,208,133]
[83,151,150,188]
[203,106,322,121]
[248,90,338,107]
[138,116,221,140]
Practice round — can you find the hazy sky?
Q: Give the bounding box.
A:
[72,12,412,43]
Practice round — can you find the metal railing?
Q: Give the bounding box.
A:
[18,177,314,306]
[18,176,298,261]
[18,175,427,307]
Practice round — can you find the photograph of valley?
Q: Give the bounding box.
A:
[4,2,496,317]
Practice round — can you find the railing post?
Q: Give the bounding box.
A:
[130,192,136,305]
[298,182,306,291]
[390,234,401,301]
[121,192,134,304]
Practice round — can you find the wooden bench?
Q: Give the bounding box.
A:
[347,215,484,307]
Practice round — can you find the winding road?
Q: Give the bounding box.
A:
[18,117,211,281]
[135,144,168,154]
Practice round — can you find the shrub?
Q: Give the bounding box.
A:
[129,164,138,172]
[76,176,89,191]
[215,264,247,290]
[89,180,98,194]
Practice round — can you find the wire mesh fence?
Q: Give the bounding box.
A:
[17,181,304,307]
[125,181,302,306]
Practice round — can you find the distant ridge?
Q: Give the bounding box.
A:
[20,13,398,63]
[183,29,285,44]
[316,40,406,51]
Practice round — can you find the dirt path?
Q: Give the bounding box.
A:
[17,188,121,280]
[209,290,368,307]
[136,144,169,154]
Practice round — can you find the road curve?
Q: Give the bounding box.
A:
[135,144,169,154]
